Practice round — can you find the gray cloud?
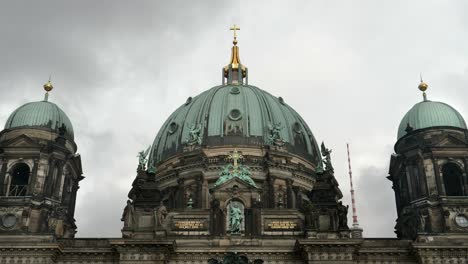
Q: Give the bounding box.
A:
[1,0,467,237]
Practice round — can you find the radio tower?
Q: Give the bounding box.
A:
[347,143,363,238]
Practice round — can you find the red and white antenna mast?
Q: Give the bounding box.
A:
[347,143,363,238]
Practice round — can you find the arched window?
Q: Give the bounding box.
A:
[9,163,30,196]
[442,163,464,196]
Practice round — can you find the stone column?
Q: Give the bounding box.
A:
[0,158,8,196]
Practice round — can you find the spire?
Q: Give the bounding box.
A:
[43,76,53,101]
[347,143,363,238]
[419,73,428,101]
[223,25,248,85]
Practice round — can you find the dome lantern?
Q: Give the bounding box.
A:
[223,25,248,86]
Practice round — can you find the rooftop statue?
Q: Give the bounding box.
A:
[137,146,151,171]
[320,142,334,173]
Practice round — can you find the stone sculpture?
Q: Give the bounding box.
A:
[214,150,256,187]
[155,201,168,227]
[267,122,285,146]
[121,200,135,229]
[137,146,151,171]
[320,142,334,173]
[185,123,202,146]
[228,202,244,234]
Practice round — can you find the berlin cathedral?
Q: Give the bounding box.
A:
[0,27,468,263]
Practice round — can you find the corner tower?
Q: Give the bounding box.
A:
[0,81,83,238]
[388,79,468,240]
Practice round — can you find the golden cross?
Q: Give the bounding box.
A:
[230,24,240,41]
[228,149,243,168]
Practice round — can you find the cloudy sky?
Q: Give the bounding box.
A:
[1,0,468,238]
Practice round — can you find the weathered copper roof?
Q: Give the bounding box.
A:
[4,100,74,140]
[150,84,321,165]
[398,100,466,139]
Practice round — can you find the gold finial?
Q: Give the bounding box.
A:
[43,77,53,92]
[230,24,240,45]
[419,73,428,101]
[418,73,428,92]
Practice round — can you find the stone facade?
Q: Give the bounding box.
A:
[1,37,468,263]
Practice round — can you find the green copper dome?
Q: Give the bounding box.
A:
[398,100,467,139]
[150,84,321,165]
[5,100,74,140]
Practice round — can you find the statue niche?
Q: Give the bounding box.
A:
[227,200,244,234]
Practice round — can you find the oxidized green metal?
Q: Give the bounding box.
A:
[214,163,256,188]
[398,100,467,139]
[214,150,256,187]
[4,100,74,139]
[150,84,321,165]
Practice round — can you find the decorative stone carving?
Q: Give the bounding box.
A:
[337,201,349,230]
[395,206,419,239]
[121,200,136,229]
[267,122,285,146]
[185,123,202,146]
[227,201,244,234]
[320,142,334,173]
[137,146,151,171]
[214,150,256,188]
[154,201,168,228]
[208,252,259,264]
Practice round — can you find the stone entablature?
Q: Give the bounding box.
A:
[0,236,466,263]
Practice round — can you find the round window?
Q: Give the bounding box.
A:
[2,214,17,229]
[230,87,240,94]
[228,109,242,121]
[455,214,468,228]
[168,122,179,134]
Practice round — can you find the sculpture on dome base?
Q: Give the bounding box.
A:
[267,122,285,146]
[185,123,202,146]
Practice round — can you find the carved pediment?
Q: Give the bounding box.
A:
[0,134,42,149]
[211,176,259,192]
[433,134,467,147]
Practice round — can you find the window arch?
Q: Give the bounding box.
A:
[9,163,30,196]
[442,163,464,196]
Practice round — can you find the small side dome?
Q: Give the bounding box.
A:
[4,100,74,140]
[398,100,467,139]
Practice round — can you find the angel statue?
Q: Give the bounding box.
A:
[185,123,202,146]
[320,142,334,173]
[137,146,151,171]
[267,122,284,146]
